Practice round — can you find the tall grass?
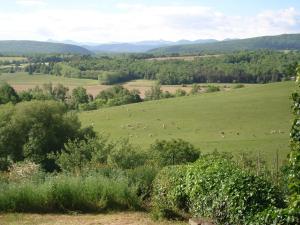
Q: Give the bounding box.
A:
[0,174,140,213]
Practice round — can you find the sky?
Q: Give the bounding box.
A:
[0,0,299,43]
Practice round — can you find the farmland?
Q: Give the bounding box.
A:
[0,72,249,97]
[80,81,294,164]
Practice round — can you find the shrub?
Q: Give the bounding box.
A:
[126,165,159,200]
[185,155,284,224]
[151,166,188,219]
[151,154,284,224]
[190,84,201,95]
[108,139,147,169]
[206,85,220,93]
[175,89,187,97]
[233,84,245,89]
[54,135,113,174]
[149,139,200,167]
[0,82,19,104]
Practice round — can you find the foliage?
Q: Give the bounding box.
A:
[150,139,200,167]
[233,84,245,89]
[152,154,284,224]
[71,86,89,108]
[206,85,220,93]
[96,85,142,107]
[151,166,188,219]
[145,82,163,100]
[287,65,300,222]
[0,100,91,171]
[174,89,187,97]
[190,84,201,95]
[98,71,135,85]
[53,135,113,174]
[107,139,147,169]
[0,82,19,104]
[0,174,140,213]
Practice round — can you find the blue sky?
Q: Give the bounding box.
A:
[0,0,299,43]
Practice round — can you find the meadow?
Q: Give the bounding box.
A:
[80,81,294,164]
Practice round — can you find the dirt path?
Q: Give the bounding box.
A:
[0,212,187,225]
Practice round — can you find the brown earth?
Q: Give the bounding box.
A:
[0,212,187,225]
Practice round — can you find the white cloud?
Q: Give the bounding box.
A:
[0,4,299,42]
[16,0,46,6]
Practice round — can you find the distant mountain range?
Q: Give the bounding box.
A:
[50,39,218,53]
[0,33,299,55]
[148,33,300,55]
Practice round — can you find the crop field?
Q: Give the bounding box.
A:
[80,81,295,164]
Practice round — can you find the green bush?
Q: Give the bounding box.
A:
[149,139,200,167]
[151,166,188,220]
[108,139,147,169]
[206,85,220,93]
[186,156,284,224]
[126,165,159,199]
[151,154,284,224]
[233,84,245,89]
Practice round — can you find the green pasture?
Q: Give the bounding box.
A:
[0,72,99,86]
[80,81,295,164]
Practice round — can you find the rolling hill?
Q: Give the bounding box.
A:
[80,81,294,164]
[149,33,300,55]
[0,40,91,55]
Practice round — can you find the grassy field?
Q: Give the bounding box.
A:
[80,81,295,164]
[0,212,187,225]
[0,56,27,62]
[0,72,99,86]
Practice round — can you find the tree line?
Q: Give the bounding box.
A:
[21,50,300,85]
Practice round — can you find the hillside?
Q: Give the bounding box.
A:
[80,81,294,163]
[0,41,91,55]
[149,33,300,55]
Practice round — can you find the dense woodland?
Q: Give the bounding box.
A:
[16,50,300,85]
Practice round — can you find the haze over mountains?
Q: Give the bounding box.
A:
[0,33,299,55]
[49,39,218,53]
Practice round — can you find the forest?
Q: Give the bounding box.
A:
[14,50,300,85]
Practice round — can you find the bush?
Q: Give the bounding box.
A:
[126,165,159,200]
[186,156,284,224]
[233,84,245,89]
[151,154,284,224]
[175,89,187,97]
[151,166,188,219]
[53,135,113,174]
[149,139,200,167]
[206,85,220,93]
[108,139,147,169]
[0,82,19,104]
